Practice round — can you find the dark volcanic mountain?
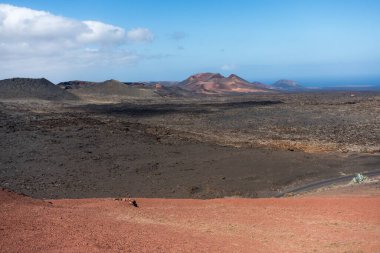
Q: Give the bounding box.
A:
[179,73,271,94]
[272,79,303,91]
[0,78,77,100]
[60,79,128,95]
[60,79,159,99]
[143,81,180,87]
[58,80,98,89]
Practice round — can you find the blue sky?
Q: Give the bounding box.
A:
[1,0,379,86]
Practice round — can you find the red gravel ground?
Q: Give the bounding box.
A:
[1,188,379,253]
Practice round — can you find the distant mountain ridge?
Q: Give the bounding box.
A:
[0,75,311,102]
[271,79,303,91]
[179,72,271,94]
[58,77,305,93]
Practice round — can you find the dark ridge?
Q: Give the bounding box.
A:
[57,80,98,89]
[0,78,78,100]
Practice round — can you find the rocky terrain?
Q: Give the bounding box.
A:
[0,84,379,199]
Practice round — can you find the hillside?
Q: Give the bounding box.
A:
[1,189,378,253]
[179,73,271,94]
[58,80,98,89]
[61,79,159,100]
[0,78,77,100]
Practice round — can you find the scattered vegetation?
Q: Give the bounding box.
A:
[352,173,368,184]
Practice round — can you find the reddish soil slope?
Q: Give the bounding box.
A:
[1,189,379,253]
[180,73,270,94]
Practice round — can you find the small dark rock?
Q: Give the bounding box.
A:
[129,199,138,207]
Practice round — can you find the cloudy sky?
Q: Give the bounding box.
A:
[1,0,380,86]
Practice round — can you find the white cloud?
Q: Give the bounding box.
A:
[0,4,154,81]
[0,4,85,41]
[79,21,125,44]
[127,28,154,42]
